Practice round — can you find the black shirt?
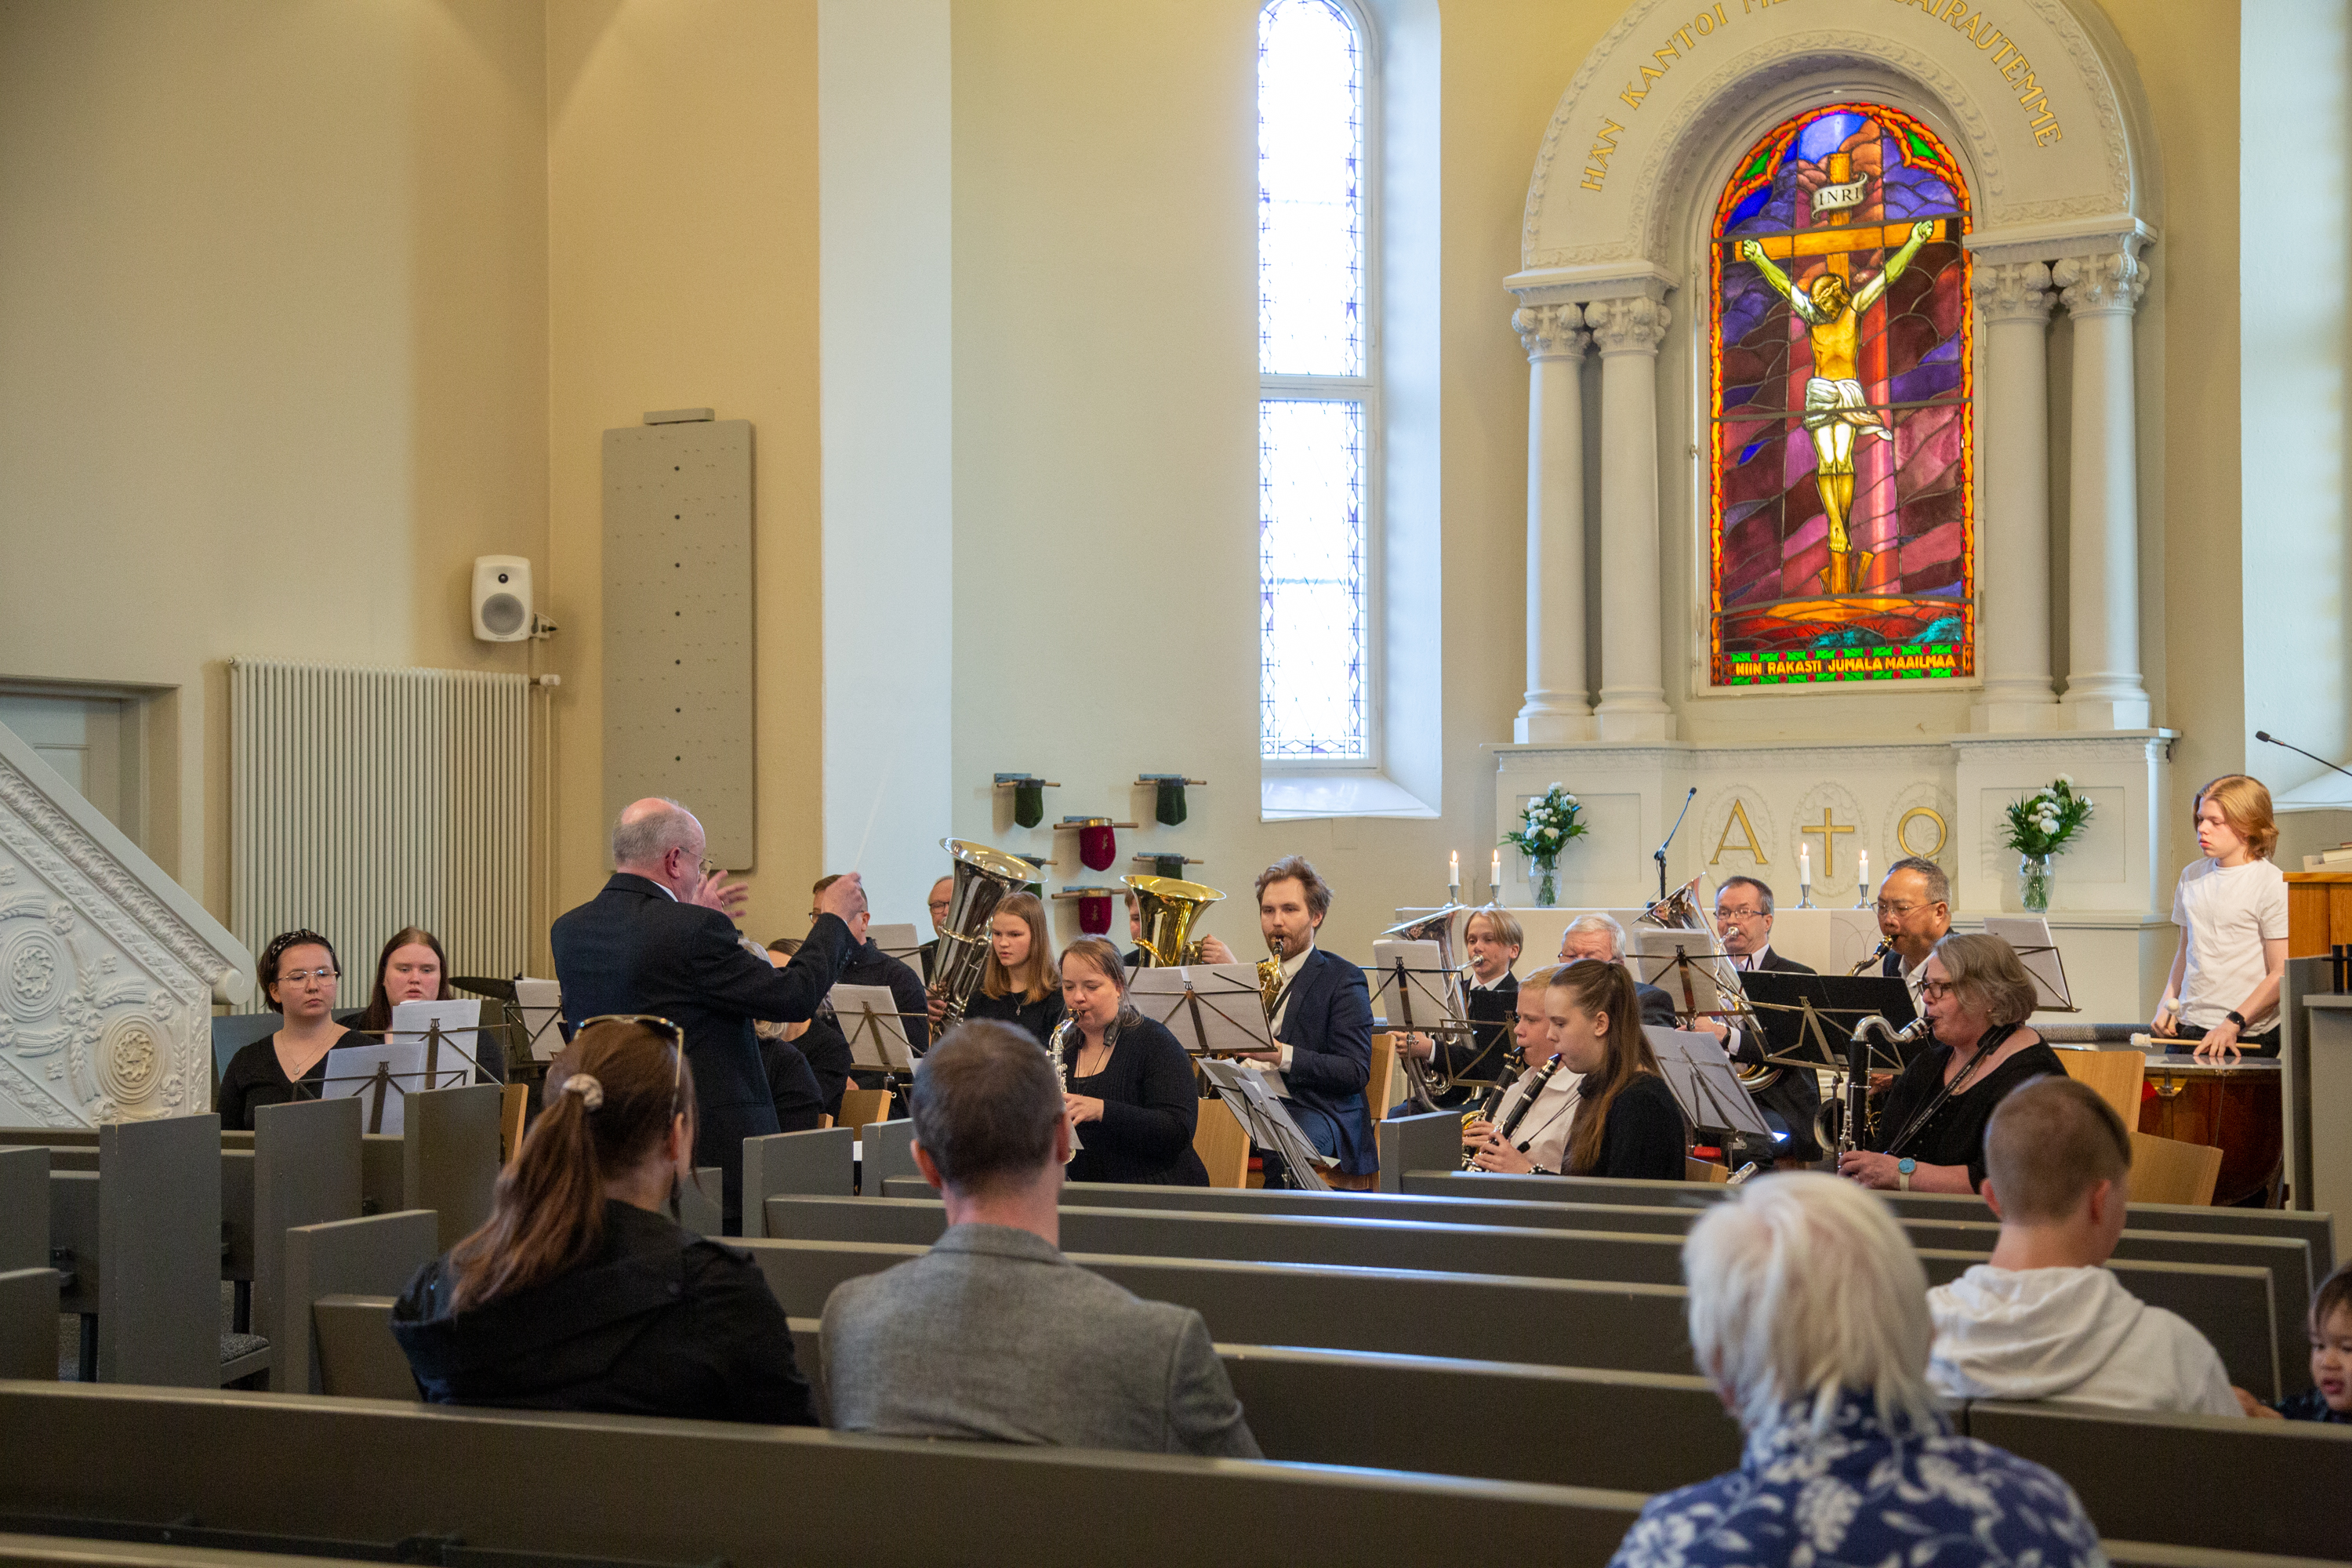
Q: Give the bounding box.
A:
[2270,1387,2352,1423]
[1875,1027,2065,1190]
[1572,1072,1686,1181]
[964,987,1065,1047]
[840,938,931,1055]
[791,1012,854,1119]
[1429,976,1519,1109]
[216,1031,354,1131]
[1061,1016,1207,1186]
[391,1199,815,1425]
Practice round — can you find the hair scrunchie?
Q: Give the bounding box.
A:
[563,1073,604,1112]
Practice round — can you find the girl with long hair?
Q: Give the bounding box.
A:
[391,1018,815,1424]
[963,891,1065,1046]
[353,927,504,1082]
[1549,959,1685,1180]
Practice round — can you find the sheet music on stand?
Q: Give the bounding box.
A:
[512,978,565,1062]
[1644,1025,1774,1141]
[1980,916,2075,1012]
[829,983,916,1075]
[1368,938,1475,1044]
[321,1037,470,1135]
[1629,927,1744,1032]
[1198,1057,1331,1191]
[1126,965,1283,1085]
[869,923,924,965]
[385,999,492,1084]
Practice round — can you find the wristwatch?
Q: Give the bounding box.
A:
[2225,1010,2249,1030]
[1896,1156,1917,1192]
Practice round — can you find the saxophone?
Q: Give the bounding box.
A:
[1257,932,1286,1023]
[1047,1017,1076,1082]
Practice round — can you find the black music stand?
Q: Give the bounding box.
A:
[1367,938,1475,1109]
[1738,971,1922,1076]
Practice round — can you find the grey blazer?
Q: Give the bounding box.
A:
[819,1223,1261,1459]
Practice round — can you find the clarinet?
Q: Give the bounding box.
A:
[1467,1053,1568,1171]
[1458,1080,1511,1170]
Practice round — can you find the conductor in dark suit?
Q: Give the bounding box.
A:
[550,798,863,1228]
[1711,875,1822,1164]
[1229,856,1377,1189]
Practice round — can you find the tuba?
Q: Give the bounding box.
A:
[926,840,1042,1033]
[1123,875,1225,967]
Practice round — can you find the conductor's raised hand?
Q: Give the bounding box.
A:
[690,868,750,918]
[815,872,866,924]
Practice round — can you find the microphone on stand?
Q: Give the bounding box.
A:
[1657,786,1698,903]
[2254,731,2352,788]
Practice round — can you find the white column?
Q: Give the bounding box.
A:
[1586,292,1675,742]
[2053,244,2152,730]
[1969,260,2060,731]
[1512,302,1592,743]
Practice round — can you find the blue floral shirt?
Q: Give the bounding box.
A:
[1610,1392,2107,1568]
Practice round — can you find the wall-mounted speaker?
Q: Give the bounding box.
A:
[472,556,534,642]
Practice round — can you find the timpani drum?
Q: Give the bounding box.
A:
[2139,1053,2285,1207]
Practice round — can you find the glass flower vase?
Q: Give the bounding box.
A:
[2018,852,2053,914]
[1534,862,1559,909]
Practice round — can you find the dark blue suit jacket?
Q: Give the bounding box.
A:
[1275,946,1376,1177]
[550,874,852,1224]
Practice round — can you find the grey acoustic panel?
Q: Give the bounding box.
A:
[602,419,756,868]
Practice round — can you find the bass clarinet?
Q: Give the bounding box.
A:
[1831,1013,1930,1154]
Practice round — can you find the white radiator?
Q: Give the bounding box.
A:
[230,659,530,1012]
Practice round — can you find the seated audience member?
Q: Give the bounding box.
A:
[1401,905,1522,1108]
[763,936,853,1120]
[963,891,1065,1046]
[1057,938,1207,1186]
[1613,1173,2103,1568]
[1462,966,1577,1174]
[821,1021,1257,1454]
[815,873,929,1054]
[2270,1263,2352,1422]
[218,931,358,1131]
[1926,1076,2242,1417]
[1555,913,1679,1029]
[1552,959,1685,1181]
[392,1018,815,1425]
[354,926,506,1083]
[1839,932,2063,1195]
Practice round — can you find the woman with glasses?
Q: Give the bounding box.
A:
[1837,933,2061,1195]
[1054,938,1208,1186]
[391,1017,816,1424]
[963,892,1065,1047]
[217,931,359,1131]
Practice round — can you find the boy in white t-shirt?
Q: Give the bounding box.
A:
[2154,774,2288,1060]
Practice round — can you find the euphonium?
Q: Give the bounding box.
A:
[925,839,1041,1033]
[1123,875,1225,967]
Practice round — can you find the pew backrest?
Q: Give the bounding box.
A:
[1377,1112,1465,1193]
[97,1113,221,1388]
[884,1175,1704,1234]
[0,1267,60,1381]
[276,1210,439,1396]
[1963,1401,2352,1563]
[742,1237,1699,1371]
[0,1383,1652,1568]
[860,1119,918,1196]
[742,1127,855,1234]
[0,1147,45,1272]
[402,1083,500,1250]
[252,1095,364,1369]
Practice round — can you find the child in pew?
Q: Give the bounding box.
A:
[1924,1077,2252,1418]
[2263,1262,2352,1423]
[391,1018,818,1426]
[1610,1173,2103,1568]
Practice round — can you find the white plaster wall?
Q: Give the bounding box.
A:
[818,0,956,924]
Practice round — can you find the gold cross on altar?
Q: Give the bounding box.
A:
[1801,808,1855,881]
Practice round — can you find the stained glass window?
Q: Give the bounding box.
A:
[1710,103,1973,688]
[1259,0,1370,760]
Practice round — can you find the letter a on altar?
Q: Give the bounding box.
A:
[1711,799,1770,866]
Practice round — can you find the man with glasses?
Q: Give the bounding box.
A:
[552,797,865,1229]
[814,874,929,1057]
[1874,856,1953,1015]
[1712,877,1822,1165]
[916,876,953,985]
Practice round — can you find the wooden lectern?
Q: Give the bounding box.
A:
[2285,872,2352,955]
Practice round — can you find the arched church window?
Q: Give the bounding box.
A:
[1711,103,1973,689]
[1258,0,1374,760]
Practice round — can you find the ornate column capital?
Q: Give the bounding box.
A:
[1512,302,1589,361]
[2052,246,2149,318]
[1585,295,1671,356]
[1972,260,2053,325]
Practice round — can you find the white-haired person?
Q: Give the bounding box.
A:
[1609,1173,2103,1568]
[1555,913,1679,1030]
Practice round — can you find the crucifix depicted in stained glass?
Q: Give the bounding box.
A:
[1710,106,1973,688]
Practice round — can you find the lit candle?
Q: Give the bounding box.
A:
[1490,848,1503,898]
[1450,850,1460,888]
[1857,849,1871,898]
[1799,844,1812,890]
